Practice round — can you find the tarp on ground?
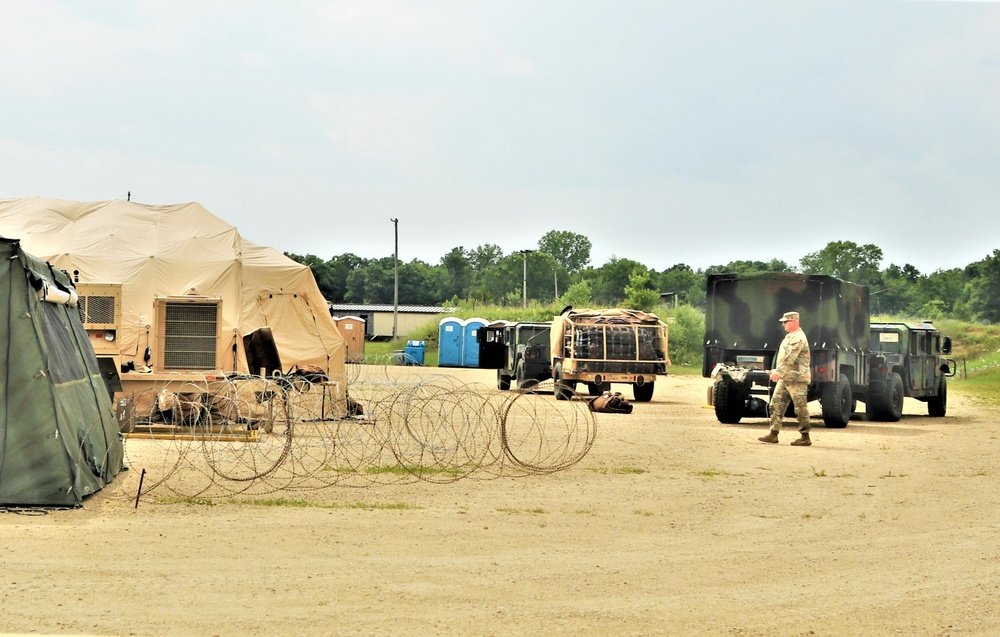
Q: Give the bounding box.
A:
[0,237,124,507]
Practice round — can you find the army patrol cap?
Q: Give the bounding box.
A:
[779,311,800,323]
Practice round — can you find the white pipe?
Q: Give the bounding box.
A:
[36,279,79,307]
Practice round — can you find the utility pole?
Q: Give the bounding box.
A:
[518,249,534,308]
[391,218,399,340]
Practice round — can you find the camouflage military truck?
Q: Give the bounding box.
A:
[703,273,870,428]
[550,307,669,402]
[866,321,955,421]
[477,321,552,391]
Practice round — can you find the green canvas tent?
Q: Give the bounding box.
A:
[1,237,124,507]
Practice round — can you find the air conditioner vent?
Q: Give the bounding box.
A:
[161,302,219,370]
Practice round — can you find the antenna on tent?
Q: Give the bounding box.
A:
[127,191,131,201]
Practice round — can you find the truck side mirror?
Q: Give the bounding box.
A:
[942,336,952,355]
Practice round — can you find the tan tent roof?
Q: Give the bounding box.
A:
[0,197,345,380]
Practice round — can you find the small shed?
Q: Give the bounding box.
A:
[438,317,465,367]
[462,317,489,368]
[333,316,366,363]
[327,303,451,341]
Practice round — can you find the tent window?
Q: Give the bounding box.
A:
[40,303,87,384]
[157,301,220,370]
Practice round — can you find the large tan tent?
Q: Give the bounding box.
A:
[0,197,345,389]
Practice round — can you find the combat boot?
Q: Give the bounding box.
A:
[758,431,779,444]
[790,433,811,447]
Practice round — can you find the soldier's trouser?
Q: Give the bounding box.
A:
[769,380,810,433]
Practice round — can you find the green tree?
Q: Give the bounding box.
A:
[657,264,701,306]
[559,280,593,309]
[440,247,471,301]
[592,257,649,306]
[623,269,660,312]
[799,240,883,286]
[468,243,503,271]
[967,249,1000,323]
[662,304,705,367]
[537,230,592,273]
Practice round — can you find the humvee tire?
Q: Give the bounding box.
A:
[515,360,538,391]
[883,372,904,421]
[928,375,947,417]
[553,363,575,400]
[821,374,852,428]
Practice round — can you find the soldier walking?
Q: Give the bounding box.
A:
[758,311,813,446]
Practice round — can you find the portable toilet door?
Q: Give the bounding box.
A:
[438,317,465,367]
[334,316,366,363]
[462,317,489,367]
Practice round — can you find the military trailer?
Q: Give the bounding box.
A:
[866,321,955,421]
[704,273,869,428]
[477,321,553,391]
[550,307,669,402]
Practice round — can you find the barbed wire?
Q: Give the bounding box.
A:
[107,360,597,503]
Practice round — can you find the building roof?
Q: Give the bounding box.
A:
[328,303,453,314]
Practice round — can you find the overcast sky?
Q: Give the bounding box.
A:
[2,1,998,274]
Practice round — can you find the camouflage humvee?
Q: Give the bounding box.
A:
[866,321,955,421]
[703,273,869,428]
[478,321,553,391]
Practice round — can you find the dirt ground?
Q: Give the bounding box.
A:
[3,366,999,637]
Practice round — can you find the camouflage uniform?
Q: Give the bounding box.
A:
[768,325,812,434]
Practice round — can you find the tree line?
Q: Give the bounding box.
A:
[287,233,1000,324]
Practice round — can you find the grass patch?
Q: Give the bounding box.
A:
[634,509,656,517]
[496,507,547,515]
[612,466,647,475]
[155,496,420,510]
[156,496,216,506]
[879,471,907,479]
[811,467,858,478]
[364,464,463,477]
[690,468,739,479]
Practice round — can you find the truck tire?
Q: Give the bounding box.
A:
[632,382,654,403]
[884,372,904,422]
[928,375,947,417]
[516,360,538,391]
[554,362,574,401]
[865,381,883,421]
[497,370,510,391]
[713,379,744,424]
[821,374,852,428]
[587,382,610,396]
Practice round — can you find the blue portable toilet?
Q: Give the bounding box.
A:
[462,317,489,367]
[438,317,465,367]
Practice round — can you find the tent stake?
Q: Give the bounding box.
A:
[134,468,146,509]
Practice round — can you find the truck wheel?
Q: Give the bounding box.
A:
[884,372,904,421]
[497,370,510,391]
[516,360,538,391]
[632,382,654,402]
[821,374,851,428]
[928,375,947,417]
[713,379,744,424]
[865,380,886,421]
[587,382,610,396]
[554,363,573,401]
